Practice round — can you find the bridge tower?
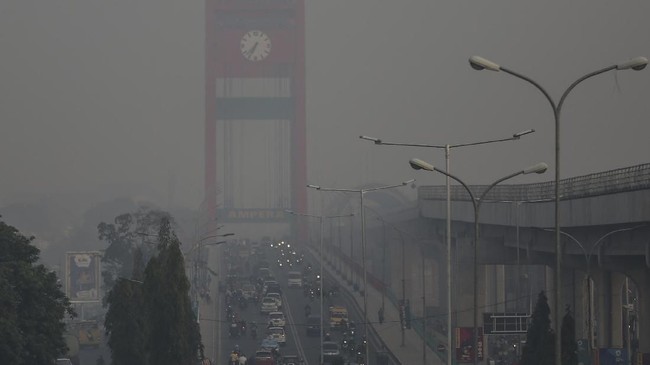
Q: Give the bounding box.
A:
[205,0,306,240]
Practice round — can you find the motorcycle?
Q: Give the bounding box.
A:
[229,322,240,338]
[304,305,312,317]
[341,339,349,351]
[250,326,257,339]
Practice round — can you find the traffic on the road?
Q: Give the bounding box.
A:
[219,239,374,365]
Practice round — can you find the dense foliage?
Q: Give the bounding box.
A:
[522,291,555,365]
[104,216,202,364]
[97,208,171,297]
[104,249,147,365]
[0,217,74,364]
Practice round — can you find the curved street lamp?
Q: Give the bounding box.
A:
[469,54,647,365]
[360,129,535,365]
[410,158,548,365]
[307,179,414,365]
[540,224,646,361]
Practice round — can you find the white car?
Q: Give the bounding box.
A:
[241,283,256,300]
[268,311,286,327]
[287,271,303,287]
[267,326,286,345]
[260,297,279,314]
[265,292,282,309]
[322,341,341,357]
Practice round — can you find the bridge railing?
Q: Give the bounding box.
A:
[419,163,650,202]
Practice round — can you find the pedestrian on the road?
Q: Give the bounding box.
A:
[238,354,247,365]
[378,306,384,324]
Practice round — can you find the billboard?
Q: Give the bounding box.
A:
[456,327,484,363]
[65,251,101,303]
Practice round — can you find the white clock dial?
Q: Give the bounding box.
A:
[240,30,272,62]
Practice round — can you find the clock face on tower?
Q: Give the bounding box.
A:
[240,30,272,62]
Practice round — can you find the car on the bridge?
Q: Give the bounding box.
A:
[261,297,279,314]
[241,283,257,301]
[260,338,280,353]
[267,326,286,346]
[287,271,302,287]
[322,341,342,362]
[268,311,286,327]
[266,292,283,309]
[281,354,304,365]
[306,315,321,336]
[254,349,276,365]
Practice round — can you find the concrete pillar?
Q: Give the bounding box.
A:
[627,267,650,355]
[572,269,589,342]
[455,236,474,328]
[545,266,555,329]
[485,265,506,312]
[594,270,608,349]
[609,272,626,348]
[593,270,626,349]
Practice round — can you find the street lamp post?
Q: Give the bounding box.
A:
[307,179,414,365]
[361,130,534,365]
[410,158,548,365]
[469,54,648,365]
[286,210,354,365]
[541,225,646,361]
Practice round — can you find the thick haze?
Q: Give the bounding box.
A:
[1,1,649,211]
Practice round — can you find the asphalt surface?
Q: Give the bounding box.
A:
[220,251,375,365]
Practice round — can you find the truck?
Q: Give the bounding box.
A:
[329,305,349,329]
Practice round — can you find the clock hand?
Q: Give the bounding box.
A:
[247,42,259,57]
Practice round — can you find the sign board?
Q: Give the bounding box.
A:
[218,208,288,222]
[577,338,592,365]
[65,251,101,303]
[597,348,628,365]
[456,327,484,363]
[483,312,530,334]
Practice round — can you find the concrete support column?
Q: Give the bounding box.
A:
[545,266,555,321]
[628,267,650,354]
[609,272,626,348]
[456,236,474,328]
[484,265,506,312]
[594,270,608,349]
[572,269,589,342]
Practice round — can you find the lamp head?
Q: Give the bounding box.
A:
[513,129,535,138]
[522,162,549,175]
[359,135,382,144]
[469,56,501,72]
[402,179,416,186]
[616,56,648,71]
[307,184,321,190]
[409,158,434,171]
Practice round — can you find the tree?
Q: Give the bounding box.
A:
[0,217,74,364]
[522,291,555,365]
[561,306,578,365]
[143,218,203,365]
[98,208,171,297]
[104,248,147,365]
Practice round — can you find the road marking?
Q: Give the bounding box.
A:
[282,282,310,364]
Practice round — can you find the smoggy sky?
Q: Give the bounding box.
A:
[1,0,649,210]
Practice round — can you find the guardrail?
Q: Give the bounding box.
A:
[419,162,650,202]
